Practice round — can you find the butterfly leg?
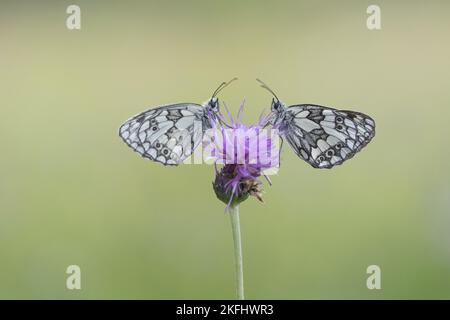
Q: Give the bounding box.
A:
[277,135,284,167]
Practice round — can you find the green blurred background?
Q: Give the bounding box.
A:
[1,0,450,299]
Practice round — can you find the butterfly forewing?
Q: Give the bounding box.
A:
[119,103,206,165]
[282,104,375,169]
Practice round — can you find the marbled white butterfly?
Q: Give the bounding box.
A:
[258,79,376,169]
[119,78,237,165]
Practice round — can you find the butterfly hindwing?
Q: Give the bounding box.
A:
[119,103,206,165]
[281,104,375,168]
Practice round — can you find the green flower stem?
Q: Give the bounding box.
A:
[229,205,244,300]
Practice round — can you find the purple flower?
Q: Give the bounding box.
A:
[206,101,280,209]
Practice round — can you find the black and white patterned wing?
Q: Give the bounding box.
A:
[119,103,206,165]
[281,104,375,169]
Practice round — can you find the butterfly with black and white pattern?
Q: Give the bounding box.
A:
[258,79,375,169]
[118,78,237,165]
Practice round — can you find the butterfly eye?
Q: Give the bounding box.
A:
[162,148,170,156]
[271,101,281,112]
[155,142,162,150]
[326,149,334,158]
[335,143,343,150]
[151,126,158,131]
[336,116,343,123]
[336,124,344,131]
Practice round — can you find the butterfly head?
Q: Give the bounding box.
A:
[256,79,285,122]
[207,97,220,113]
[208,77,238,114]
[267,98,287,129]
[271,98,286,114]
[203,97,222,127]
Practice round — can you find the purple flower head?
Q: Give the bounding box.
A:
[207,101,280,209]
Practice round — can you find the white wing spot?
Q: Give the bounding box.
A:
[175,117,194,129]
[148,148,157,158]
[295,118,320,132]
[317,139,330,152]
[344,119,356,128]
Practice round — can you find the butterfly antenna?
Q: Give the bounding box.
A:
[212,77,238,98]
[256,78,280,102]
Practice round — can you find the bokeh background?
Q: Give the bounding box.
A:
[1,0,450,299]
